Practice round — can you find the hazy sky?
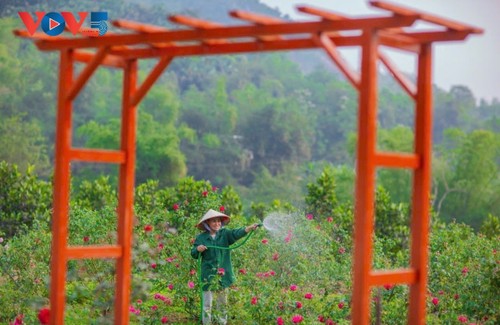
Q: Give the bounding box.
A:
[260,0,500,102]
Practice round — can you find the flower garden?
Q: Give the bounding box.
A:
[0,174,498,324]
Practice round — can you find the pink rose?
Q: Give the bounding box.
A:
[292,314,304,323]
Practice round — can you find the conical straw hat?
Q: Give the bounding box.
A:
[196,209,230,230]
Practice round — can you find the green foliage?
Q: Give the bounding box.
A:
[428,221,499,323]
[73,175,117,211]
[0,115,51,177]
[305,165,337,219]
[0,161,51,238]
[76,111,187,186]
[0,0,497,239]
[0,157,499,323]
[435,129,500,228]
[2,193,498,324]
[374,186,410,262]
[480,214,500,239]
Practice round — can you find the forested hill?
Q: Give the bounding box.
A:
[0,0,499,229]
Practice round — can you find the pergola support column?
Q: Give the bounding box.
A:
[408,43,433,324]
[351,29,379,324]
[115,59,138,324]
[49,49,74,325]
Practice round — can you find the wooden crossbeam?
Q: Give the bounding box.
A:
[67,245,123,259]
[74,50,126,68]
[374,152,420,169]
[297,5,350,21]
[70,148,126,164]
[113,19,175,48]
[168,15,228,45]
[297,5,418,52]
[369,269,417,286]
[230,10,284,41]
[378,51,417,99]
[370,0,483,33]
[33,15,420,51]
[67,47,110,101]
[314,33,361,90]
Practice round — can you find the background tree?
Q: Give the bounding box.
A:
[0,115,50,177]
[436,129,500,227]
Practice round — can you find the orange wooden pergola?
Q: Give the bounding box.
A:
[14,1,482,324]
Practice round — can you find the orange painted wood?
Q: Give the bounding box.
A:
[397,30,474,43]
[408,43,433,325]
[315,33,361,90]
[130,56,173,107]
[168,15,227,45]
[378,51,417,100]
[113,19,171,33]
[49,49,73,325]
[229,10,284,41]
[70,148,126,164]
[114,59,138,325]
[74,50,126,68]
[230,10,284,24]
[112,19,174,48]
[370,268,417,286]
[108,36,354,59]
[297,5,350,21]
[33,16,419,51]
[67,47,110,101]
[374,152,420,169]
[370,0,483,33]
[67,245,122,259]
[352,29,379,325]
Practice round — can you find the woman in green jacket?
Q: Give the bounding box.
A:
[191,209,259,324]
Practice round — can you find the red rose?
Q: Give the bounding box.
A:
[383,283,394,290]
[37,308,50,324]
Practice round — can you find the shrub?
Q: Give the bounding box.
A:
[0,161,51,238]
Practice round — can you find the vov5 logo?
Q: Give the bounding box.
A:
[18,12,108,37]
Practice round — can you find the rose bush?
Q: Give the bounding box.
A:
[0,174,498,324]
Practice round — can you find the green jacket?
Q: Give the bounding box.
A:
[191,227,248,291]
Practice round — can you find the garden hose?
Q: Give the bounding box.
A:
[196,226,260,324]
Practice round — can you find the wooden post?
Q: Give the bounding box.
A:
[351,29,379,325]
[49,49,74,325]
[408,43,433,324]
